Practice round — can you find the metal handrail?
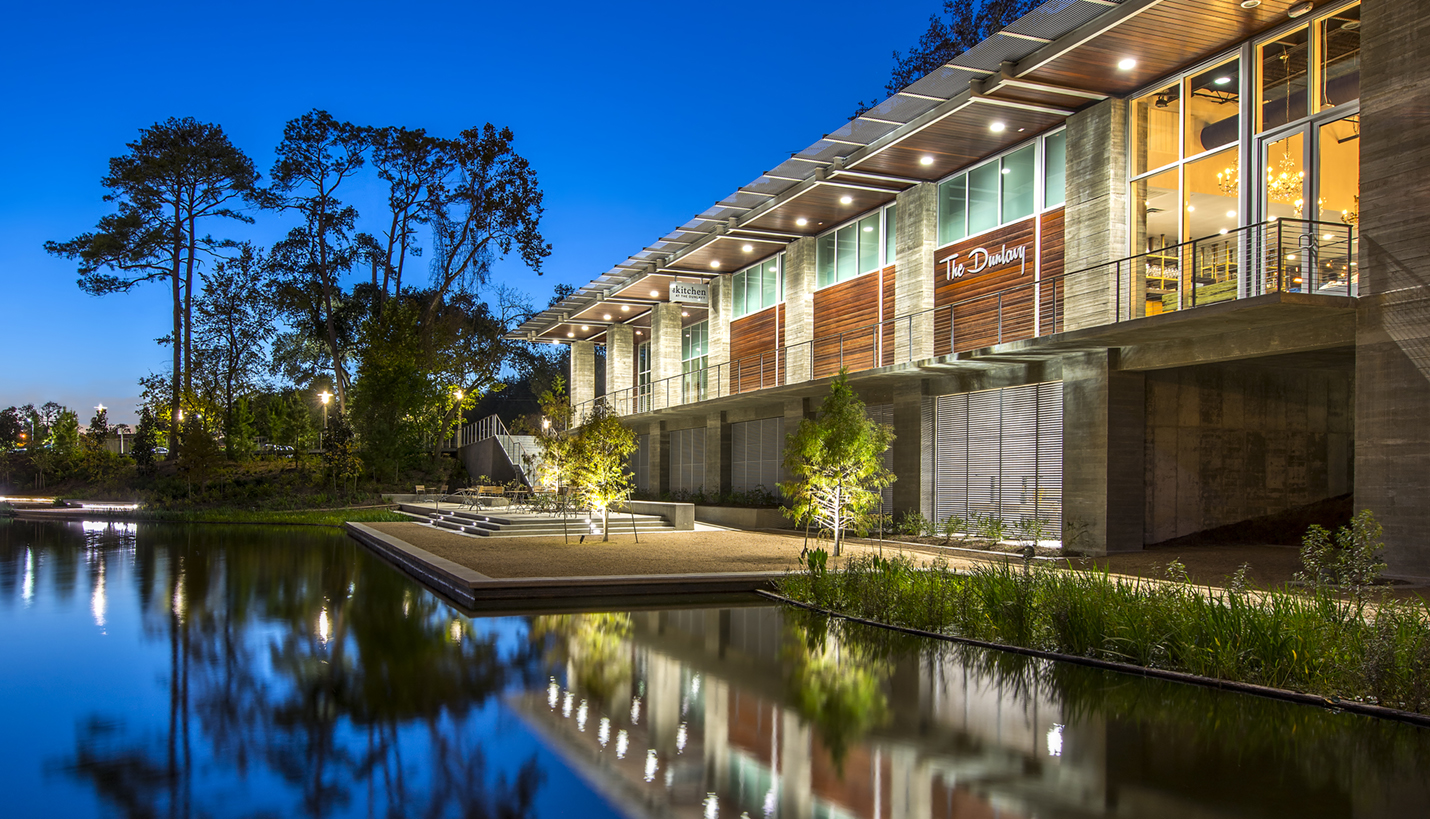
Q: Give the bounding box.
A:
[573,218,1355,420]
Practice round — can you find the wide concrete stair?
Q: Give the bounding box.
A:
[397,504,678,537]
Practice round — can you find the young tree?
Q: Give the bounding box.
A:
[322,409,363,493]
[132,405,160,473]
[85,406,110,454]
[46,118,259,453]
[0,407,23,452]
[530,376,575,494]
[195,242,274,455]
[178,413,221,499]
[780,372,896,556]
[569,401,638,543]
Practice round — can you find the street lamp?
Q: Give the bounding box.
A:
[319,392,332,449]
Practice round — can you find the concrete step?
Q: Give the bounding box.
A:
[422,510,676,538]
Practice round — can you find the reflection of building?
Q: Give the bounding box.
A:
[520,604,1423,818]
[514,0,1430,575]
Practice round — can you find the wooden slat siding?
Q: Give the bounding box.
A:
[777,304,785,384]
[857,113,1068,177]
[933,217,1039,356]
[812,273,881,379]
[1040,208,1066,335]
[729,306,780,394]
[746,183,901,234]
[881,265,897,366]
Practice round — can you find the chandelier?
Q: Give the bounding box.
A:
[1217,161,1239,196]
[1265,150,1304,205]
[1341,194,1359,225]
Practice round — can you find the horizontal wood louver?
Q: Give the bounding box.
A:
[669,427,706,495]
[730,417,784,496]
[933,383,1062,530]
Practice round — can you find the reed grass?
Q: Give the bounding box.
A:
[778,553,1430,713]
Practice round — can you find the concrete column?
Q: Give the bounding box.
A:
[1063,98,1129,331]
[607,324,635,415]
[648,420,669,497]
[569,340,595,421]
[895,182,938,361]
[1061,350,1145,554]
[779,709,814,819]
[708,275,730,368]
[704,411,729,498]
[783,237,815,383]
[892,380,930,518]
[650,304,683,409]
[780,398,813,487]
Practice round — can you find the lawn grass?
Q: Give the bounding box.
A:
[90,507,408,527]
[778,552,1430,714]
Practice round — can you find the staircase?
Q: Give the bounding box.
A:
[446,415,544,487]
[398,504,677,537]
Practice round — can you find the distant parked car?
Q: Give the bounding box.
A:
[155,446,169,456]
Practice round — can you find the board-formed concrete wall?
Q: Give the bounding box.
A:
[1145,362,1353,544]
[1063,98,1129,332]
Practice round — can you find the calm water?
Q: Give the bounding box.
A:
[3,519,1429,819]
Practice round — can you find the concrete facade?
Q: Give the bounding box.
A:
[894,183,938,361]
[569,340,595,418]
[1063,98,1129,332]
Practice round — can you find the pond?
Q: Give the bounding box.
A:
[2,518,1429,818]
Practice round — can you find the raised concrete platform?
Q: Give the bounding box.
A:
[396,503,679,537]
[345,522,782,609]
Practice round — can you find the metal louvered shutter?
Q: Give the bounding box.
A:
[866,403,895,516]
[731,417,784,496]
[670,427,706,495]
[631,434,651,493]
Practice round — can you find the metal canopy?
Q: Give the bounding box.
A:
[514,0,1306,343]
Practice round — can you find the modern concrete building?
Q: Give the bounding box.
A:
[513,0,1430,575]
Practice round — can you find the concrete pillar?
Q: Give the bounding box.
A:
[650,304,683,409]
[704,411,729,498]
[892,380,930,517]
[1061,350,1145,554]
[708,275,730,368]
[1356,0,1430,577]
[783,237,815,383]
[569,340,595,421]
[607,324,634,415]
[1063,98,1129,331]
[779,709,814,819]
[895,182,938,361]
[647,421,669,496]
[780,398,812,487]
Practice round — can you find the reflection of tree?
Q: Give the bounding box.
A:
[532,613,633,702]
[4,520,548,818]
[783,613,891,772]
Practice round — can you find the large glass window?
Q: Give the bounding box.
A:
[1186,58,1241,155]
[1316,4,1360,113]
[815,204,895,289]
[636,341,650,412]
[1259,27,1309,132]
[1132,81,1181,175]
[732,255,782,319]
[681,321,708,402]
[883,205,897,265]
[937,130,1063,247]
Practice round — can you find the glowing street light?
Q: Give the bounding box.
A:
[318,391,332,448]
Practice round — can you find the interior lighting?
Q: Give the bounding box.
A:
[1287,1,1312,18]
[602,314,612,321]
[650,289,660,297]
[1001,167,1010,174]
[1226,210,1237,218]
[795,218,808,226]
[919,155,934,166]
[581,325,589,331]
[1323,233,1335,240]
[1240,0,1261,7]
[989,121,1006,133]
[839,195,853,204]
[1187,205,1195,212]
[710,260,720,268]
[1219,228,1229,234]
[636,330,643,335]
[1287,254,1297,260]
[681,311,689,317]
[1214,76,1232,85]
[741,244,753,252]
[567,332,575,338]
[863,225,873,232]
[1117,57,1137,71]
[621,304,630,312]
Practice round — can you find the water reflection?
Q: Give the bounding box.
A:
[4,519,1430,819]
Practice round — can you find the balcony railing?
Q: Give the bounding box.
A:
[575,218,1355,420]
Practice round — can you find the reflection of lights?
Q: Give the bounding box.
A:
[562,692,574,719]
[598,717,611,747]
[1047,723,1064,757]
[172,575,186,620]
[91,560,106,628]
[318,609,331,645]
[691,674,701,696]
[630,696,641,724]
[577,700,588,731]
[764,787,777,817]
[22,548,34,606]
[665,768,673,788]
[644,750,658,782]
[449,620,463,643]
[616,729,629,759]
[676,722,688,752]
[548,678,560,710]
[681,694,689,716]
[704,793,719,819]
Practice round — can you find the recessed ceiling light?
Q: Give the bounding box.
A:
[839,195,853,204]
[581,325,589,331]
[863,226,873,232]
[795,217,808,226]
[710,260,720,268]
[919,155,934,166]
[741,244,753,252]
[649,289,660,298]
[1323,233,1335,240]
[1214,76,1232,85]
[1187,205,1195,212]
[681,311,689,317]
[566,332,574,338]
[621,304,630,312]
[1219,228,1229,235]
[1226,210,1236,218]
[990,121,1006,133]
[1240,0,1260,7]
[1001,168,1010,174]
[1287,1,1311,17]
[603,313,612,320]
[1117,58,1137,71]
[1287,254,1297,260]
[636,330,643,336]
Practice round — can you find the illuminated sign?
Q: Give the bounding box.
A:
[669,281,709,304]
[941,243,1029,281]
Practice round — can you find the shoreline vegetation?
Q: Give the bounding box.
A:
[2,500,406,527]
[775,537,1430,720]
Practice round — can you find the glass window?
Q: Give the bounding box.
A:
[857,214,880,273]
[1263,130,1305,221]
[883,205,897,266]
[1317,4,1360,113]
[938,175,967,245]
[732,271,746,318]
[1259,26,1309,132]
[1044,131,1066,207]
[1132,81,1181,175]
[835,224,857,282]
[968,162,1000,235]
[816,233,836,288]
[1185,147,1239,240]
[760,258,778,308]
[1186,58,1240,154]
[1132,167,1182,254]
[1001,144,1036,223]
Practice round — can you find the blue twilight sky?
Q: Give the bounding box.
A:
[0,0,938,424]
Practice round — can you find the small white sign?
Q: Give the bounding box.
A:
[669,281,709,304]
[941,243,1029,282]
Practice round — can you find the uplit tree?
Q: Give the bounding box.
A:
[568,401,638,542]
[780,372,896,556]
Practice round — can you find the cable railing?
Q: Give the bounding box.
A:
[574,218,1355,420]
